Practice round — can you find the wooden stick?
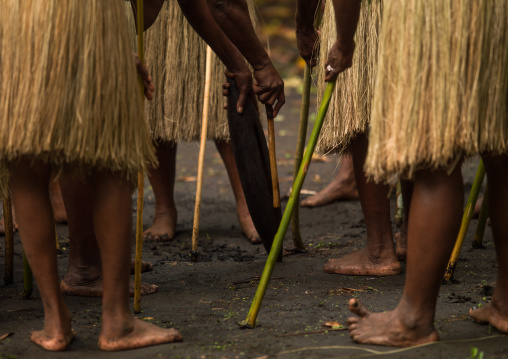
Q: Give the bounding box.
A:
[55,224,60,250]
[266,105,281,208]
[134,0,145,314]
[3,195,14,284]
[444,160,485,282]
[394,181,403,226]
[290,64,312,251]
[241,81,336,328]
[472,185,489,249]
[23,252,33,299]
[191,46,213,262]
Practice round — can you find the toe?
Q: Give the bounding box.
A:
[346,316,360,326]
[348,298,371,318]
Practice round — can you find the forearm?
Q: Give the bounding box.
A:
[332,0,361,51]
[205,0,269,71]
[177,0,249,73]
[296,0,320,33]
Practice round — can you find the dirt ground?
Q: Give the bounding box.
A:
[0,90,506,358]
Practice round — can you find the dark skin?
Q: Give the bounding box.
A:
[297,0,398,276]
[178,0,285,116]
[295,0,321,67]
[333,3,508,346]
[143,140,261,244]
[300,155,359,207]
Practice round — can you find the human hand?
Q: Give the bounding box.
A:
[222,67,255,113]
[252,62,285,117]
[134,53,155,100]
[296,28,320,68]
[324,40,355,82]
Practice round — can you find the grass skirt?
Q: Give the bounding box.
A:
[366,0,508,182]
[129,0,258,143]
[315,1,382,155]
[0,0,155,181]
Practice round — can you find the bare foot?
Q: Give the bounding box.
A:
[31,307,76,351]
[143,209,177,242]
[129,259,154,275]
[98,318,183,351]
[324,248,401,276]
[472,196,483,219]
[347,298,439,347]
[394,232,407,261]
[237,204,261,244]
[61,269,158,297]
[301,157,358,207]
[470,301,508,333]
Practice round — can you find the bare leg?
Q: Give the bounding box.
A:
[347,166,463,346]
[470,154,508,333]
[215,140,261,244]
[394,180,413,261]
[59,176,156,297]
[144,140,178,241]
[324,134,400,276]
[49,177,67,223]
[92,170,182,351]
[301,155,359,207]
[10,160,75,351]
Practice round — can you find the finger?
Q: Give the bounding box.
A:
[137,63,150,81]
[253,82,270,96]
[237,91,247,114]
[222,82,231,90]
[223,89,229,97]
[223,103,228,110]
[273,93,285,118]
[348,298,371,318]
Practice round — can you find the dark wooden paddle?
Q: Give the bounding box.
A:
[227,78,282,256]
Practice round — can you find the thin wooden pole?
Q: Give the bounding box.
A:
[472,185,489,249]
[444,160,485,282]
[3,195,14,284]
[290,64,312,251]
[191,46,213,262]
[240,81,336,328]
[134,0,145,314]
[23,252,33,299]
[266,105,281,209]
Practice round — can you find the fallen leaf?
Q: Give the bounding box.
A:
[322,321,341,328]
[0,333,13,341]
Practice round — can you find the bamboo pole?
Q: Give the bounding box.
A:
[444,160,485,282]
[3,195,14,284]
[134,0,145,314]
[472,185,489,249]
[394,181,403,226]
[240,81,336,328]
[23,252,33,299]
[266,105,281,209]
[290,3,323,251]
[290,64,312,251]
[191,46,213,262]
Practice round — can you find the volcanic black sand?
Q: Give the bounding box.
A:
[0,91,506,358]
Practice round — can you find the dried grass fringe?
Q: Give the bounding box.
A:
[366,0,508,182]
[315,0,382,155]
[0,0,155,178]
[127,0,259,143]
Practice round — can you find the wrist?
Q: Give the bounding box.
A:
[252,57,272,72]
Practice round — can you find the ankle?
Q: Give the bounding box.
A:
[396,298,435,331]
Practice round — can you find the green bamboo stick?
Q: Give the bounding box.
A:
[290,64,312,251]
[240,81,336,328]
[472,185,489,249]
[444,160,485,282]
[23,252,33,299]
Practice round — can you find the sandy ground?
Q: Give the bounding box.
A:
[0,91,506,358]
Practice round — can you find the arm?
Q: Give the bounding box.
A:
[296,0,321,67]
[177,0,254,113]
[324,0,361,81]
[205,0,285,117]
